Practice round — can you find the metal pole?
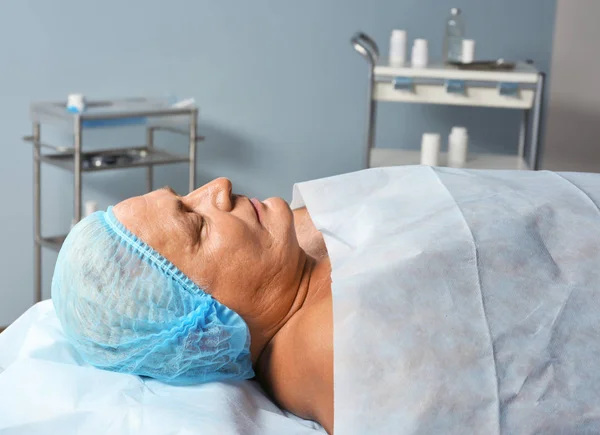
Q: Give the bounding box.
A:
[351,33,380,169]
[146,127,154,192]
[529,73,545,170]
[33,122,42,303]
[518,110,529,163]
[366,67,377,169]
[189,109,198,193]
[74,116,83,222]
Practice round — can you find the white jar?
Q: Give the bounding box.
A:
[67,94,86,113]
[420,133,441,166]
[461,39,475,63]
[85,201,98,217]
[389,30,407,66]
[448,127,469,167]
[411,39,429,68]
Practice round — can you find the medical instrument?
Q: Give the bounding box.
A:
[443,8,465,63]
[389,30,407,66]
[461,39,475,63]
[449,59,516,71]
[23,97,204,303]
[411,39,429,68]
[447,126,469,167]
[420,133,440,166]
[350,32,545,170]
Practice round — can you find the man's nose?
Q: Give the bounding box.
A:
[185,178,233,212]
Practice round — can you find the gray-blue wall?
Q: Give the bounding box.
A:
[0,0,557,325]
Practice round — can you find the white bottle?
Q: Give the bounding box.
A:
[67,94,86,113]
[443,8,465,63]
[389,30,407,66]
[85,201,98,217]
[420,133,441,166]
[448,127,469,167]
[461,39,475,63]
[411,39,429,68]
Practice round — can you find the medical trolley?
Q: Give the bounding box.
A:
[351,33,545,170]
[24,98,203,303]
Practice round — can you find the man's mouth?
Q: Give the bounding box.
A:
[250,198,262,223]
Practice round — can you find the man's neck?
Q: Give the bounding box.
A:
[253,254,333,431]
[255,254,331,364]
[303,256,331,306]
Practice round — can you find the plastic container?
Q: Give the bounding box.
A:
[411,39,429,68]
[85,201,98,217]
[443,8,465,63]
[448,127,469,167]
[67,94,86,113]
[461,39,475,63]
[389,30,407,66]
[420,133,441,166]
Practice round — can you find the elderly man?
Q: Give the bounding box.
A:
[52,177,334,432]
[52,166,600,434]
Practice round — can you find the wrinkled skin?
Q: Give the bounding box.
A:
[113,178,333,433]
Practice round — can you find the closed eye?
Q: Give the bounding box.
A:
[175,200,190,213]
[176,200,205,240]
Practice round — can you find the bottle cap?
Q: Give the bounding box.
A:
[391,30,407,39]
[422,133,441,143]
[451,8,461,15]
[451,126,468,136]
[414,38,428,47]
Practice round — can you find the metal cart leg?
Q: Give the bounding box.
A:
[529,73,545,170]
[366,68,378,169]
[74,116,83,222]
[189,110,198,193]
[518,110,529,166]
[33,122,42,303]
[146,127,155,193]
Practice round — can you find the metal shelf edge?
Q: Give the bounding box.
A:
[38,150,191,172]
[37,235,67,251]
[369,148,529,171]
[81,157,191,172]
[152,126,205,140]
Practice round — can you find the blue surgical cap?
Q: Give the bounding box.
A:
[51,206,254,385]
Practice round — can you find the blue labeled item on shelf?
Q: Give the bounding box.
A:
[65,95,147,128]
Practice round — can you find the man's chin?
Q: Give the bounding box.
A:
[264,197,292,214]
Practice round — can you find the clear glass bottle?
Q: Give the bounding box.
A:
[443,8,465,63]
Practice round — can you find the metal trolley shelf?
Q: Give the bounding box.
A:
[26,97,203,303]
[350,33,546,171]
